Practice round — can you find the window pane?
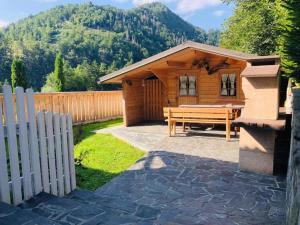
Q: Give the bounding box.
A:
[221,74,229,96]
[229,74,236,96]
[179,76,188,96]
[188,76,196,96]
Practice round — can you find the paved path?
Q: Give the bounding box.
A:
[95,124,286,224]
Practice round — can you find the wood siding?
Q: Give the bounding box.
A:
[166,64,246,106]
[123,80,144,126]
[144,79,165,121]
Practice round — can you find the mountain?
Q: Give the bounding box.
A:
[0,2,220,90]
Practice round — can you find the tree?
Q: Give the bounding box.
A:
[220,0,278,55]
[11,59,28,90]
[54,52,64,91]
[42,53,65,92]
[277,0,300,81]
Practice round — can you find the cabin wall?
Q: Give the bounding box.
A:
[165,61,247,107]
[122,79,144,126]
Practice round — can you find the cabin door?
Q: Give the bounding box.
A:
[144,78,165,121]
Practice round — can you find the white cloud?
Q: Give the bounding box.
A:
[131,0,175,6]
[119,0,222,13]
[0,20,9,28]
[132,0,157,5]
[213,9,225,17]
[176,0,222,13]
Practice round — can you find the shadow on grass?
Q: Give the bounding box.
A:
[73,118,123,144]
[75,165,120,191]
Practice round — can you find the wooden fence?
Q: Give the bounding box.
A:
[0,91,123,125]
[0,85,76,206]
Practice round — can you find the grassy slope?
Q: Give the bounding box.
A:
[73,119,145,190]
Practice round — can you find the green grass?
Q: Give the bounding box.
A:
[73,119,145,191]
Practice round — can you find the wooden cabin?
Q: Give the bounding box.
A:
[100,41,280,127]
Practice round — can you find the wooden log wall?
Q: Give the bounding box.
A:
[122,80,144,126]
[0,91,123,125]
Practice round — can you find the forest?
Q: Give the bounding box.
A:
[0,2,219,91]
[0,0,299,92]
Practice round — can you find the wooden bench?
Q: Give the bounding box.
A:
[163,107,235,141]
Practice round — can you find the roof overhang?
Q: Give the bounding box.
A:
[241,65,280,78]
[99,41,280,84]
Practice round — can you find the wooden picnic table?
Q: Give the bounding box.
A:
[179,104,244,110]
[179,104,243,120]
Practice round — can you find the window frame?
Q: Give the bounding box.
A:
[178,74,197,97]
[218,69,240,99]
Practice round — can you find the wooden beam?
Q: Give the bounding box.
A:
[149,69,168,88]
[166,61,186,68]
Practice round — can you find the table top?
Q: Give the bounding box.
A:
[179,104,244,109]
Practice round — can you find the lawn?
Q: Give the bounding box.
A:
[73,119,145,191]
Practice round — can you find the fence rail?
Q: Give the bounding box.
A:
[0,91,123,125]
[0,85,76,206]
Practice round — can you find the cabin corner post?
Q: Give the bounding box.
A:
[122,80,129,127]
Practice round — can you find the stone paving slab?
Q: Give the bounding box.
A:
[96,123,240,162]
[0,201,60,225]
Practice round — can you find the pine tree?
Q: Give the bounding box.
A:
[54,52,64,92]
[11,59,28,90]
[278,0,300,82]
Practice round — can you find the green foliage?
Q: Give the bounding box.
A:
[54,52,64,91]
[277,0,300,80]
[220,0,278,55]
[73,119,145,190]
[0,3,220,91]
[42,53,64,92]
[11,58,28,90]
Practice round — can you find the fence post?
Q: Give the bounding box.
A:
[3,85,22,205]
[0,103,11,204]
[15,87,33,200]
[67,115,76,190]
[26,88,42,195]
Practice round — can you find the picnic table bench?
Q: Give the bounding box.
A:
[163,107,236,141]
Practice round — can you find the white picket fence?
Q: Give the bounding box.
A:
[0,85,76,206]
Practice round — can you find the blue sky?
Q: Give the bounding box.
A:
[0,0,234,30]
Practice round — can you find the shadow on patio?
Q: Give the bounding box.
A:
[94,150,286,225]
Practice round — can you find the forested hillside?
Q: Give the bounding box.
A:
[0,2,220,90]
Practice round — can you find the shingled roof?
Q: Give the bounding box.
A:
[99,41,279,83]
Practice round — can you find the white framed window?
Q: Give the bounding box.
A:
[220,73,237,97]
[179,75,197,96]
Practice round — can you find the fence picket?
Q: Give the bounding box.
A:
[67,115,76,190]
[45,112,58,196]
[3,85,22,205]
[54,113,64,196]
[37,112,50,193]
[26,88,42,195]
[15,87,33,200]
[0,104,11,204]
[61,115,71,194]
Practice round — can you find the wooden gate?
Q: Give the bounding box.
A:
[0,85,76,206]
[144,79,165,121]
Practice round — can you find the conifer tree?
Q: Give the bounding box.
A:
[11,59,28,90]
[54,52,64,91]
[278,0,300,82]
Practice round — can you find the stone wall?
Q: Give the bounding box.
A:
[287,89,300,225]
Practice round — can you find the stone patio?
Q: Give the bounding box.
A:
[93,123,287,224]
[0,123,287,225]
